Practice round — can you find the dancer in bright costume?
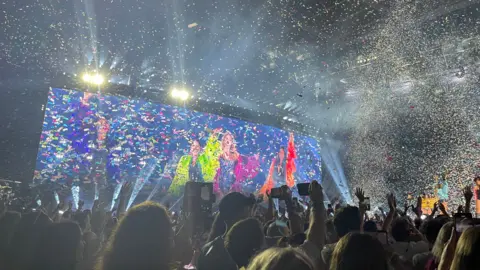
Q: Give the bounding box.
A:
[259,132,297,195]
[213,131,260,194]
[168,130,222,195]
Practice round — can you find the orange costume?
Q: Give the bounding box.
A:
[259,133,296,195]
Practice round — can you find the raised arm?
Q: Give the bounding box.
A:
[306,181,326,251]
[382,193,396,232]
[355,187,366,232]
[464,186,473,214]
[280,185,303,235]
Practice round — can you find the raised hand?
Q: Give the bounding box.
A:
[414,196,422,217]
[387,193,396,210]
[355,187,365,202]
[309,180,324,204]
[438,201,448,215]
[463,186,473,202]
[432,202,439,213]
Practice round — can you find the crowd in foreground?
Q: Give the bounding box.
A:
[0,180,479,270]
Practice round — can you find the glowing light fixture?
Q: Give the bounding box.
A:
[170,87,190,101]
[82,72,105,85]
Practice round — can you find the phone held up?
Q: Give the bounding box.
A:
[361,197,371,211]
[297,183,310,196]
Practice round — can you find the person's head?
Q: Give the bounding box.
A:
[31,221,83,270]
[449,227,480,270]
[247,247,315,270]
[420,218,447,247]
[224,218,265,268]
[363,220,378,233]
[391,217,411,242]
[278,147,285,161]
[222,132,234,150]
[330,232,389,270]
[333,206,361,238]
[73,211,91,232]
[97,201,173,270]
[8,211,52,270]
[190,140,202,157]
[266,221,289,238]
[431,221,454,261]
[207,192,254,242]
[474,176,480,186]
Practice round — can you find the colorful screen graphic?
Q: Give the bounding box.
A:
[34,88,322,196]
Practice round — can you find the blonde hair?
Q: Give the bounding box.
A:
[431,222,454,260]
[330,233,388,270]
[247,247,315,270]
[221,131,239,160]
[450,227,480,270]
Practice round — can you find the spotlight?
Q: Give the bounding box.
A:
[82,72,105,85]
[170,87,190,101]
[82,73,91,82]
[92,74,105,85]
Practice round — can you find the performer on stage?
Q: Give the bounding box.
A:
[168,130,221,195]
[436,171,449,202]
[95,116,110,149]
[474,176,480,217]
[213,131,260,194]
[259,132,296,195]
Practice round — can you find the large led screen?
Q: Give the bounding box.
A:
[34,88,322,196]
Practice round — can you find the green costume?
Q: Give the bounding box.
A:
[168,135,221,195]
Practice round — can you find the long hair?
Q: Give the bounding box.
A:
[330,233,389,270]
[207,212,227,242]
[97,201,173,270]
[247,247,315,270]
[431,222,454,261]
[450,227,480,270]
[221,131,239,160]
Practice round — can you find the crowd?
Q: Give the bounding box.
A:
[0,179,479,270]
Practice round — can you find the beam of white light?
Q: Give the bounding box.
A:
[110,182,123,211]
[71,186,80,210]
[127,158,157,210]
[54,192,60,205]
[147,160,174,201]
[320,140,353,204]
[94,182,99,200]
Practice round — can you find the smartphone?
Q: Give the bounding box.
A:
[297,183,310,196]
[363,197,371,211]
[270,187,283,199]
[454,213,473,233]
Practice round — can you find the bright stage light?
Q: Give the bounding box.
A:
[82,73,91,82]
[82,72,105,85]
[170,87,190,101]
[92,74,105,85]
